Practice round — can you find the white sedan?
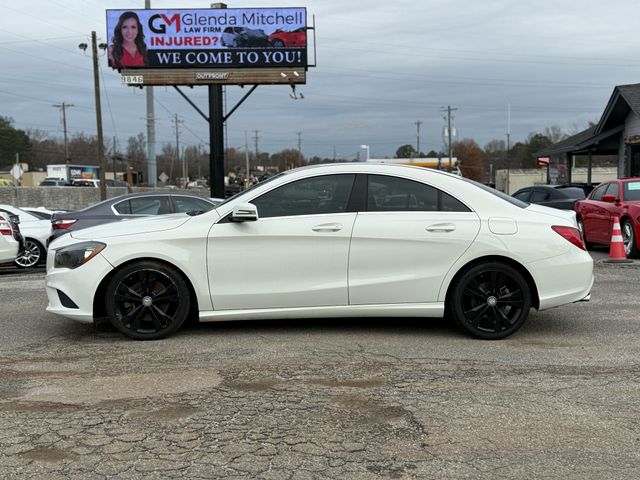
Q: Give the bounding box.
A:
[45,164,593,340]
[0,204,51,268]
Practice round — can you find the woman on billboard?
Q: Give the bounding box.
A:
[109,11,147,68]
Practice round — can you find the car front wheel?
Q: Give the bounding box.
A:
[621,219,639,259]
[105,261,191,340]
[450,262,532,340]
[15,239,44,269]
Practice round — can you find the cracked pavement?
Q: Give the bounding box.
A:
[0,251,639,479]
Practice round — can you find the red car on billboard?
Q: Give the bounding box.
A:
[268,27,306,47]
[574,177,640,258]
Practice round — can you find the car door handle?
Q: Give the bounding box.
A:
[426,223,456,232]
[312,223,343,232]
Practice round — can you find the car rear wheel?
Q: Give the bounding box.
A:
[105,261,190,340]
[271,39,285,48]
[621,219,639,259]
[15,239,44,269]
[450,262,531,340]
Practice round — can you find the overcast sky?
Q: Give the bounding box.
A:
[1,0,639,162]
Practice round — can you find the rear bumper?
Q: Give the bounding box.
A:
[527,249,594,311]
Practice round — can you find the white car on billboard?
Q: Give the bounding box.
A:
[45,164,593,340]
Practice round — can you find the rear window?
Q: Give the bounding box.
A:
[623,181,640,201]
[556,187,586,199]
[462,178,529,208]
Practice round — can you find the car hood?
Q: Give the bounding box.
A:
[526,203,576,224]
[70,214,192,240]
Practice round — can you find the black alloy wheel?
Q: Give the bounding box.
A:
[14,239,44,269]
[621,219,639,259]
[105,261,190,340]
[450,262,531,340]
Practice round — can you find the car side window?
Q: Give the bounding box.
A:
[513,190,531,201]
[367,175,470,212]
[530,190,550,202]
[173,196,214,213]
[252,174,355,218]
[605,183,619,198]
[116,196,171,215]
[590,184,607,201]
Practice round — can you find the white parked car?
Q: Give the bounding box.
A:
[45,164,593,340]
[0,204,51,268]
[0,213,20,265]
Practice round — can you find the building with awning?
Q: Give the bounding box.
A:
[535,83,640,185]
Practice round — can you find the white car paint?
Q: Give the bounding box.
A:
[0,214,19,264]
[45,164,594,340]
[0,204,51,267]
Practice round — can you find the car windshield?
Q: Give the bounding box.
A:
[623,181,640,201]
[461,177,529,208]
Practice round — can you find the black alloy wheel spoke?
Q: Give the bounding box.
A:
[469,277,489,296]
[148,306,167,330]
[124,304,145,330]
[151,305,173,328]
[115,284,143,302]
[464,304,489,325]
[463,285,486,300]
[495,306,513,328]
[154,284,179,303]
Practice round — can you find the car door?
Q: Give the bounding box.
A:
[348,174,481,305]
[600,182,622,240]
[208,174,357,310]
[581,183,608,244]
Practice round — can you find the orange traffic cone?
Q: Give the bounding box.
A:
[604,215,632,263]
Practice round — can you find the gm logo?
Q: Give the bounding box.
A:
[149,13,180,33]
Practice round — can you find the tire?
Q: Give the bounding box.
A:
[272,39,285,48]
[621,219,639,259]
[105,261,191,340]
[14,239,44,269]
[449,262,532,340]
[577,218,593,249]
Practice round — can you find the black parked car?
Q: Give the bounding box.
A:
[512,185,587,210]
[49,192,221,244]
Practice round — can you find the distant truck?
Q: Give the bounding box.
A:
[46,164,100,181]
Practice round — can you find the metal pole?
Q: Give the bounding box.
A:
[448,106,452,168]
[415,120,422,156]
[244,130,250,188]
[209,84,225,198]
[91,32,106,201]
[145,0,156,187]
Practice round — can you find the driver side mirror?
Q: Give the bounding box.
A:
[230,203,258,222]
[602,194,617,203]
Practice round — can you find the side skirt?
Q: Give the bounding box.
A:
[199,303,445,322]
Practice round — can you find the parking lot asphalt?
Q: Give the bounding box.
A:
[0,248,638,479]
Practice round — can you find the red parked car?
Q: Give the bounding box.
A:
[268,27,306,47]
[574,177,640,258]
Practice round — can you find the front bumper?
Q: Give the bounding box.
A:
[45,249,114,323]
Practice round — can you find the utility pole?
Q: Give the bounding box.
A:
[52,102,74,180]
[414,120,422,157]
[440,106,457,169]
[145,0,156,187]
[506,103,511,194]
[244,130,250,188]
[112,136,117,180]
[253,130,260,170]
[296,131,302,167]
[172,114,183,187]
[91,31,106,200]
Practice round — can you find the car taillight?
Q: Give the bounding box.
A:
[52,219,78,229]
[552,225,586,250]
[0,216,11,236]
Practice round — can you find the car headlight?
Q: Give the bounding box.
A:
[54,241,106,269]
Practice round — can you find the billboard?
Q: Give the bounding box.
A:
[106,8,307,70]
